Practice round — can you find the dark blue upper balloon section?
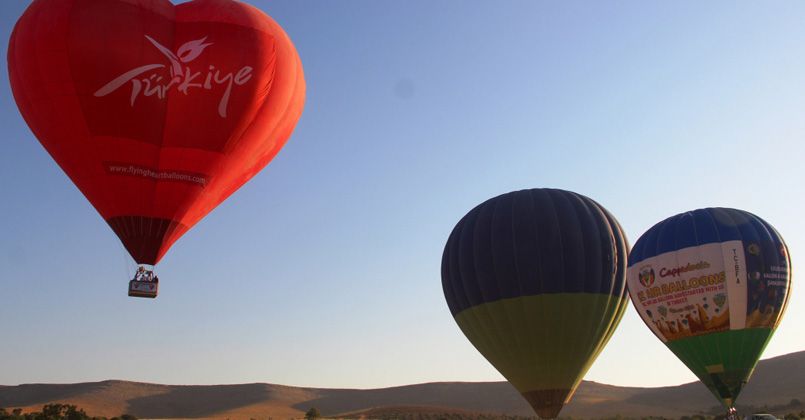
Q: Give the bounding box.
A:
[629,208,788,267]
[441,189,629,316]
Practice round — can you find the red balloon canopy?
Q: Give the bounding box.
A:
[8,0,305,265]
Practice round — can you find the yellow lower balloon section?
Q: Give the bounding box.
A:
[454,293,628,418]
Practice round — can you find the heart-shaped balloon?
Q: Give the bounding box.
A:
[9,0,305,265]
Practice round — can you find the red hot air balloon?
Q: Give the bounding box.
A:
[8,0,305,297]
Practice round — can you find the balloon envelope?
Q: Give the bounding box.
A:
[627,208,791,408]
[8,0,305,265]
[442,189,629,419]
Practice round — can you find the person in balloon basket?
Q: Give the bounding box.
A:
[134,266,145,282]
[133,267,157,283]
[727,406,739,420]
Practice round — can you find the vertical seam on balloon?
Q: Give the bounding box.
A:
[459,207,478,312]
[480,200,516,366]
[580,199,616,379]
[479,199,518,381]
[496,194,527,381]
[67,1,139,264]
[726,208,760,386]
[564,192,590,386]
[151,4,179,264]
[469,201,486,316]
[703,208,732,405]
[68,0,126,247]
[772,221,793,327]
[589,200,621,389]
[547,189,572,394]
[463,206,492,365]
[514,191,540,388]
[660,215,702,391]
[754,215,788,329]
[667,214,684,345]
[596,208,625,355]
[609,215,630,349]
[544,189,563,390]
[463,201,511,385]
[530,189,549,390]
[520,189,540,392]
[757,220,792,329]
[574,193,591,294]
[531,189,557,392]
[513,190,535,377]
[459,204,500,376]
[532,189,554,393]
[672,212,686,344]
[689,211,715,402]
[732,209,755,348]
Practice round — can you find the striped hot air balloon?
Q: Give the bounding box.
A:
[442,188,629,419]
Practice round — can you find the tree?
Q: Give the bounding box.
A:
[0,404,134,420]
[304,407,320,420]
[30,403,90,420]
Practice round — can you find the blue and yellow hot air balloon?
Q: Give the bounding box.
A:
[627,208,792,411]
[441,189,629,419]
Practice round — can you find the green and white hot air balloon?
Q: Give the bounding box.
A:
[627,208,792,411]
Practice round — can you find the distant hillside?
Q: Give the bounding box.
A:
[1,351,804,419]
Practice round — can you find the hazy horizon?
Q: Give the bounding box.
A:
[3,348,802,388]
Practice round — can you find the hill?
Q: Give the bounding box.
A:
[1,351,804,419]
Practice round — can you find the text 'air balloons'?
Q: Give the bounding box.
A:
[8,0,305,267]
[627,208,791,409]
[442,189,629,419]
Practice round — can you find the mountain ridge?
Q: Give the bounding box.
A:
[2,351,804,419]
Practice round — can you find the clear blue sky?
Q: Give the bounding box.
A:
[1,1,804,390]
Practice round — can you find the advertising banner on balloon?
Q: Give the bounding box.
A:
[627,240,789,343]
